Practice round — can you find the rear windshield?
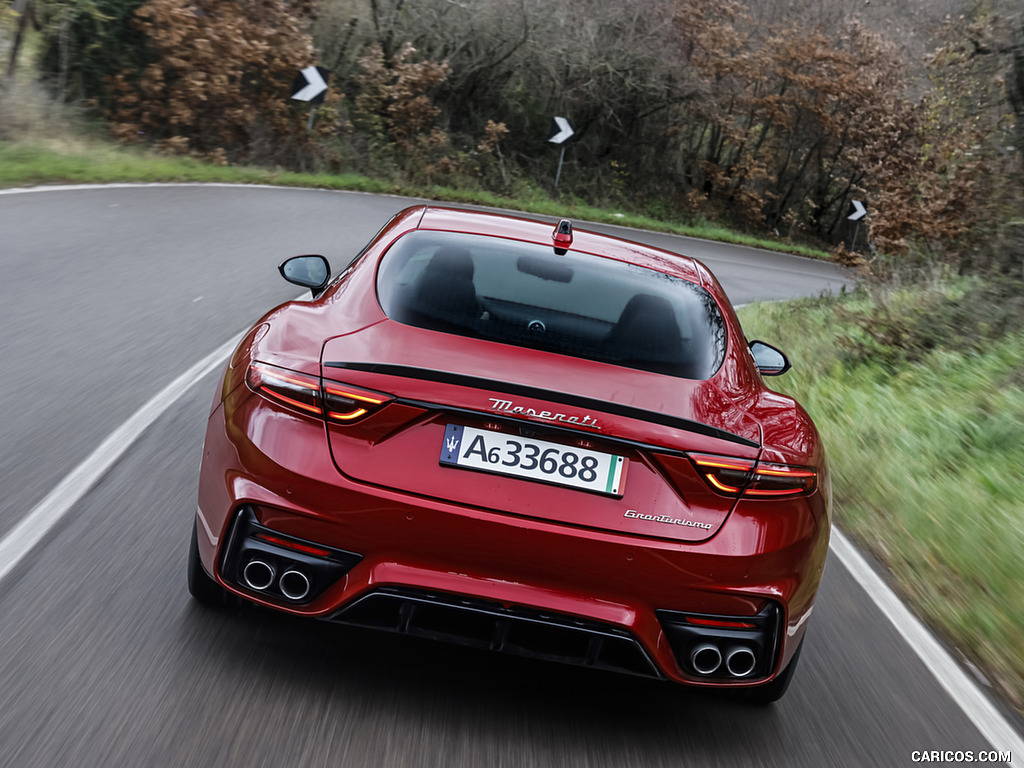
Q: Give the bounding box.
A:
[376,231,726,379]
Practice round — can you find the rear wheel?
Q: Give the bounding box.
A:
[737,638,804,705]
[187,517,228,606]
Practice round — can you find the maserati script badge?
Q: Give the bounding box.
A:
[488,397,601,430]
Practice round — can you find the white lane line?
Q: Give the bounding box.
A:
[0,182,316,195]
[0,182,409,200]
[0,334,240,586]
[830,528,1024,755]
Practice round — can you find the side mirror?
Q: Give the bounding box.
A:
[749,340,791,376]
[279,255,331,294]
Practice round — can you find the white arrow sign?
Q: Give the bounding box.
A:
[549,116,574,145]
[848,200,867,221]
[292,66,328,102]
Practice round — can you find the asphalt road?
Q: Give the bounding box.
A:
[0,184,1017,768]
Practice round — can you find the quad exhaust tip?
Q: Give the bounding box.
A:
[725,646,757,677]
[242,559,276,591]
[279,569,312,601]
[690,643,723,675]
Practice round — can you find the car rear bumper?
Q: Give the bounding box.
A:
[197,394,830,688]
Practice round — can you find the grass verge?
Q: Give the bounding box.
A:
[739,287,1024,714]
[0,136,829,259]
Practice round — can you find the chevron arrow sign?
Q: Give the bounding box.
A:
[292,66,328,103]
[847,200,867,221]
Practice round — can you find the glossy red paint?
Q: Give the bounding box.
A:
[192,205,831,696]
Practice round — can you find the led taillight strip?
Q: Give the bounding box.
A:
[704,473,745,495]
[246,362,393,424]
[323,383,390,421]
[247,363,323,416]
[693,457,752,472]
[745,486,809,497]
[265,391,322,416]
[690,453,817,498]
[748,461,817,497]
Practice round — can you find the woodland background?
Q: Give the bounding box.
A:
[1,0,1023,271]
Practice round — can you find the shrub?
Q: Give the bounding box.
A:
[105,0,334,164]
[837,277,1024,369]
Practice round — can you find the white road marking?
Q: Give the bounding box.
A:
[0,182,378,198]
[0,181,1018,751]
[830,528,1024,755]
[0,334,240,586]
[0,182,311,195]
[0,181,419,204]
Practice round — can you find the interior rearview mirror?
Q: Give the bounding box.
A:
[279,255,331,294]
[748,340,791,376]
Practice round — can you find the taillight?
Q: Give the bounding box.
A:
[246,362,393,424]
[689,453,817,498]
[689,454,754,495]
[322,381,390,422]
[246,362,322,416]
[745,460,817,497]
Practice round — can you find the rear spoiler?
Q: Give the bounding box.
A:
[324,362,759,449]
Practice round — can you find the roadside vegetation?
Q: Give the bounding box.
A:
[2,0,1024,715]
[739,276,1024,713]
[0,136,829,258]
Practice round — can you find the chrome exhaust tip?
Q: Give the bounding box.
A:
[242,559,276,591]
[725,646,757,677]
[690,643,723,675]
[279,569,311,601]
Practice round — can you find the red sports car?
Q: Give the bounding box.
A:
[188,205,831,703]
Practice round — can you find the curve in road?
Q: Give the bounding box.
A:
[0,184,1019,768]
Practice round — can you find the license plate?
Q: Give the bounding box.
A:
[440,424,627,496]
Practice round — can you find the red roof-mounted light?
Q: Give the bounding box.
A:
[552,219,573,249]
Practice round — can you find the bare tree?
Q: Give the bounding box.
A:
[3,0,37,83]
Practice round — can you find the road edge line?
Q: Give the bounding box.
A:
[830,527,1024,755]
[0,335,240,586]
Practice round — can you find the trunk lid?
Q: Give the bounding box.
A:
[321,324,761,543]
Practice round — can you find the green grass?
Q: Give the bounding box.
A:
[0,139,398,190]
[739,290,1024,713]
[0,136,830,259]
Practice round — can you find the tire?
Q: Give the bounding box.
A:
[187,517,228,606]
[737,638,804,705]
